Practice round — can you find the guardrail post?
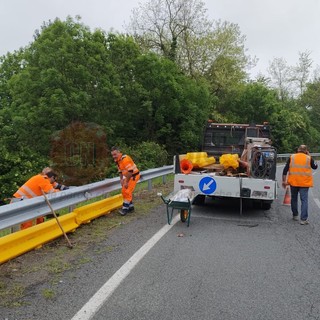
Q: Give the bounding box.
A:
[148,180,152,192]
[162,175,167,184]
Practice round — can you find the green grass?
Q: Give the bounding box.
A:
[0,228,12,237]
[42,288,55,299]
[0,281,26,307]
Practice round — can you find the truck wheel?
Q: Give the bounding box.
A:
[253,200,272,210]
[261,202,272,210]
[193,194,205,205]
[180,209,188,222]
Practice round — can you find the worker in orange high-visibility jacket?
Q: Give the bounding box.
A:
[42,167,69,191]
[282,144,318,225]
[12,169,59,229]
[111,146,140,216]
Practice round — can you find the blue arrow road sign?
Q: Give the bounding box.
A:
[199,176,217,195]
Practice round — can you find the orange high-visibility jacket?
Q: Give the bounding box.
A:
[117,154,139,178]
[287,153,313,187]
[13,174,58,199]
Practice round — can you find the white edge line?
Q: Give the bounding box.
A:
[314,198,320,209]
[71,214,180,320]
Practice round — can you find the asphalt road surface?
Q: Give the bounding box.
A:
[3,164,320,320]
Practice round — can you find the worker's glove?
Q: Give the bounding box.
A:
[55,184,69,190]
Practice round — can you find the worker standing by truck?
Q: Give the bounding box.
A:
[111,146,140,216]
[282,144,318,225]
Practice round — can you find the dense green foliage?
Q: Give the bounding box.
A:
[0,11,319,201]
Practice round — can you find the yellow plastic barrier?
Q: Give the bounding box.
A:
[185,152,216,168]
[0,194,123,264]
[219,154,239,170]
[0,212,78,264]
[192,157,216,167]
[186,152,207,158]
[74,194,123,224]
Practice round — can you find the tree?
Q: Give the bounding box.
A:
[267,52,313,99]
[291,51,312,96]
[126,53,212,154]
[270,107,314,153]
[0,143,47,202]
[267,57,293,101]
[299,80,320,132]
[7,17,123,155]
[202,21,251,98]
[128,0,252,82]
[219,81,280,124]
[104,33,213,154]
[51,122,109,185]
[128,0,211,62]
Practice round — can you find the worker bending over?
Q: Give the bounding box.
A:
[42,167,69,191]
[111,146,140,216]
[12,168,60,229]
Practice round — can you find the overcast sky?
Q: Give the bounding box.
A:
[1,0,319,78]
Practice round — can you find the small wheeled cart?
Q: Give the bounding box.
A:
[160,189,195,227]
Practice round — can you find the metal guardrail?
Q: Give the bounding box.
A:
[277,153,320,161]
[0,165,173,232]
[1,152,320,232]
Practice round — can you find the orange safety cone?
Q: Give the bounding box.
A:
[283,186,291,206]
[180,159,193,174]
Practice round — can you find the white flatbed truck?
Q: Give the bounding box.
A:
[173,122,278,214]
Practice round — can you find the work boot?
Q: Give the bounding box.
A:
[119,208,129,216]
[129,206,135,212]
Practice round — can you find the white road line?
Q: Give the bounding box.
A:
[71,214,180,320]
[314,198,320,209]
[309,189,320,208]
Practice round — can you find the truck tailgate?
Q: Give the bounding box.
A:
[174,174,277,200]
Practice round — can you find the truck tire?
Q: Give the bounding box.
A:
[193,194,206,205]
[253,200,272,210]
[261,201,272,210]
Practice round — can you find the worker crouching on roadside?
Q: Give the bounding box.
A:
[111,146,140,216]
[11,168,60,229]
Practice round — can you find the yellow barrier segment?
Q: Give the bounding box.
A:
[0,212,78,264]
[74,194,123,225]
[0,194,123,264]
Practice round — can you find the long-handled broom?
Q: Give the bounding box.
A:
[41,189,73,248]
